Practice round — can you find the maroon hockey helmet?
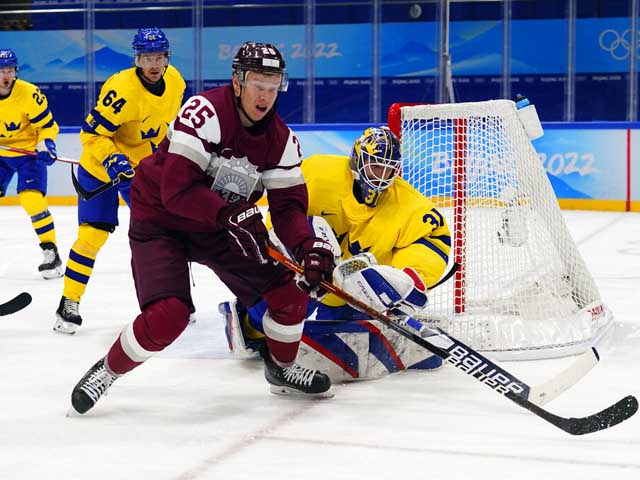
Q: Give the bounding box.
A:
[232,41,288,92]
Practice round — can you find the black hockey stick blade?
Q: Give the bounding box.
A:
[0,292,32,316]
[71,165,117,201]
[508,392,638,435]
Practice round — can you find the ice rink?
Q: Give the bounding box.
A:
[1,205,639,480]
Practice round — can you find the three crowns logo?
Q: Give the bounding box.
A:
[4,121,21,131]
[141,126,160,140]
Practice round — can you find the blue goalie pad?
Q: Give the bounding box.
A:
[234,299,442,381]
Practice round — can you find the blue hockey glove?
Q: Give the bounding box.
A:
[35,139,57,166]
[103,153,135,206]
[103,153,135,183]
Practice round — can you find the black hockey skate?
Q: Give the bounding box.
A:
[260,345,333,398]
[38,242,63,279]
[70,358,118,414]
[54,296,83,335]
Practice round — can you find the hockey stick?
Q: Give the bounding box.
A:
[0,292,32,316]
[0,143,79,165]
[0,143,113,201]
[70,165,119,201]
[280,245,594,405]
[267,246,638,435]
[528,348,600,406]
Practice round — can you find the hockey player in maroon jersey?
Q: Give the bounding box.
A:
[68,41,336,415]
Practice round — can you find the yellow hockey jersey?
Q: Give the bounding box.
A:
[0,79,59,156]
[301,154,452,306]
[80,65,185,182]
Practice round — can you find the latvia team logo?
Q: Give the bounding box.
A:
[211,156,262,203]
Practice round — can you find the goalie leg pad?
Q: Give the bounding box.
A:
[296,319,442,381]
[219,300,262,359]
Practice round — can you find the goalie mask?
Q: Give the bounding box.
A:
[349,126,402,207]
[232,41,288,92]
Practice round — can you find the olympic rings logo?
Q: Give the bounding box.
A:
[599,28,640,60]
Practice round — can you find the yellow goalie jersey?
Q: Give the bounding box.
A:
[0,79,59,156]
[301,154,451,307]
[80,65,185,182]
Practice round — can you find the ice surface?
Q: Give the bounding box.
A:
[1,206,639,479]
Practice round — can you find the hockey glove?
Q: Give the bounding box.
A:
[103,153,135,206]
[295,237,335,300]
[218,201,269,264]
[103,153,135,183]
[35,139,57,166]
[336,263,428,317]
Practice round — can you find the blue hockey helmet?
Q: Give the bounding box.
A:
[0,49,18,69]
[232,41,288,92]
[349,126,402,206]
[132,28,170,55]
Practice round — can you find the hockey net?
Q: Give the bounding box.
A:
[389,100,613,360]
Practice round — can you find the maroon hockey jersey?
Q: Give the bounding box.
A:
[130,84,312,252]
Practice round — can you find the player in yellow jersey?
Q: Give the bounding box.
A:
[220,127,453,381]
[0,48,63,279]
[54,28,186,334]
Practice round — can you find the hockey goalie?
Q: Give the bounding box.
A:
[219,126,452,382]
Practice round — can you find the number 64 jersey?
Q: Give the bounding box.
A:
[79,65,185,183]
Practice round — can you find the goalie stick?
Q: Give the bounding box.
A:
[267,246,638,435]
[0,292,32,316]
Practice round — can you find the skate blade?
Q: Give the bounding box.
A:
[66,405,83,417]
[53,318,78,335]
[269,385,335,399]
[41,267,64,280]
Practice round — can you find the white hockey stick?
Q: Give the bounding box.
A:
[528,347,599,406]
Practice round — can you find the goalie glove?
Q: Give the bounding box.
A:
[335,257,428,317]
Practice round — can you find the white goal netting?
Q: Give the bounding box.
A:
[393,100,613,360]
